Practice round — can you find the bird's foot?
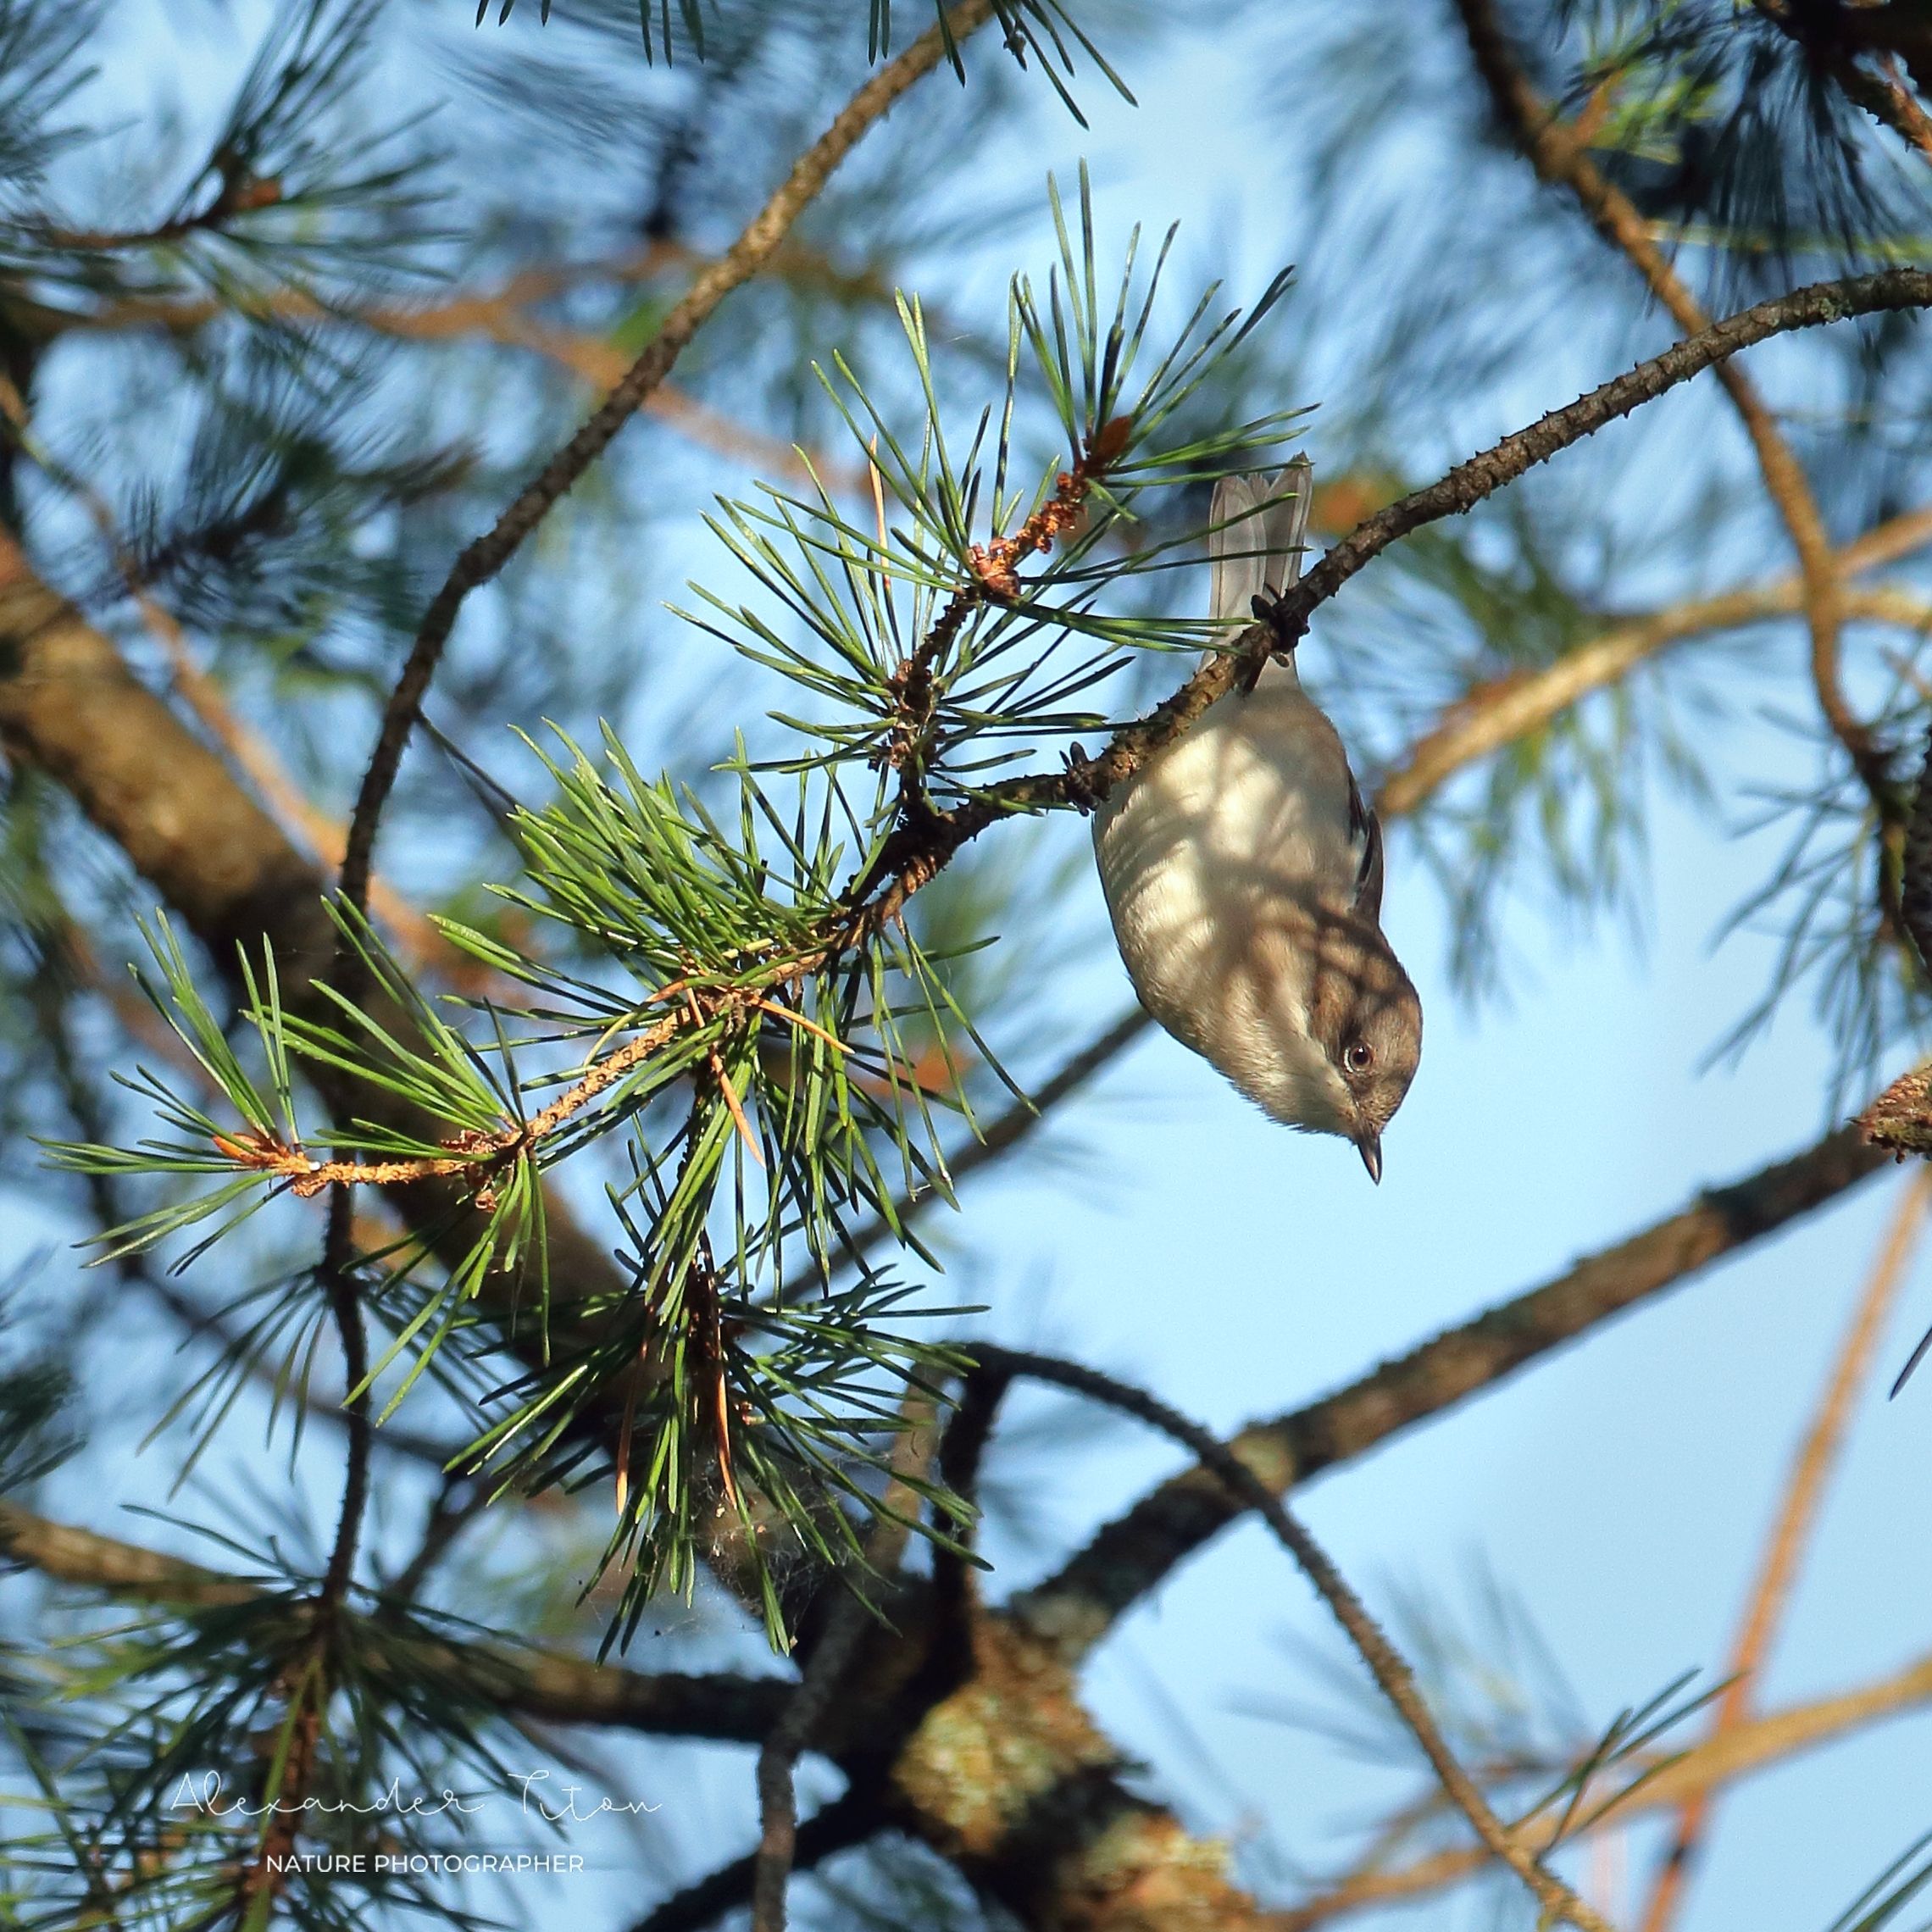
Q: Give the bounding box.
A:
[1238,591,1301,693]
[1063,742,1102,814]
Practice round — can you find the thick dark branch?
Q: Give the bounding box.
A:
[1013,1120,1890,1662]
[0,1499,788,1740]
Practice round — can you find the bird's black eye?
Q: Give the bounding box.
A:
[1344,1039,1374,1074]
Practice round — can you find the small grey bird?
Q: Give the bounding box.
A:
[1092,458,1422,1180]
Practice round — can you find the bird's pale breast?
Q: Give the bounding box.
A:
[1092,669,1360,1063]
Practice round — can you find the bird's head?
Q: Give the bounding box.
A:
[1241,910,1423,1181]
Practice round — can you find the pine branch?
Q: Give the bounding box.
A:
[33,175,287,255]
[847,269,1932,936]
[29,264,1931,1308]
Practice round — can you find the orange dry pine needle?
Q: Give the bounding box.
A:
[710,1053,767,1168]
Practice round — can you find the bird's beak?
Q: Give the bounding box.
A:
[1356,1132,1383,1185]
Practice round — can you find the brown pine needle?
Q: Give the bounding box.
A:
[752,997,850,1054]
[713,1360,743,1515]
[711,1052,765,1169]
[869,433,892,601]
[614,1380,637,1520]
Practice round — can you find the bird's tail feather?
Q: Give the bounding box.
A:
[1208,455,1313,625]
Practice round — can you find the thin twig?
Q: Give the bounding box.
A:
[238,1185,370,1910]
[974,1346,1618,1932]
[1842,52,1932,162]
[319,1189,371,1607]
[1750,4,1932,166]
[750,1598,874,1932]
[337,0,998,921]
[386,1473,491,1605]
[1637,1167,1932,1932]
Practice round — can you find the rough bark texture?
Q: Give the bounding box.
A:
[1901,719,1932,979]
[1860,1065,1932,1158]
[886,1612,1262,1931]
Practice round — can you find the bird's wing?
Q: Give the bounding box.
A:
[1208,455,1313,625]
[1347,771,1385,926]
